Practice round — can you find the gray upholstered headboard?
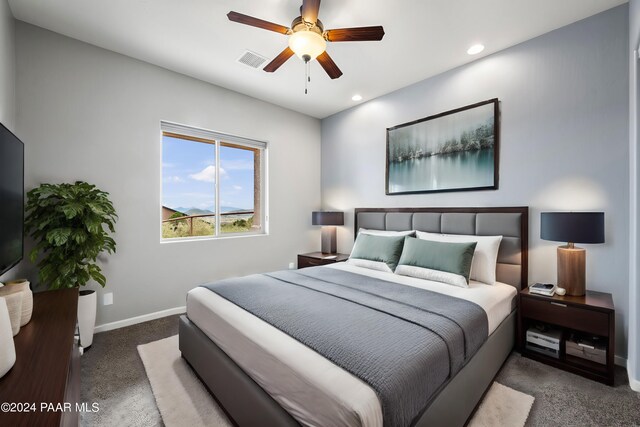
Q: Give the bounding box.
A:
[354,207,528,290]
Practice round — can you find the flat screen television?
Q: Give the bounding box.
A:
[0,122,24,276]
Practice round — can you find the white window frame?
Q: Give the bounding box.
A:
[160,121,269,242]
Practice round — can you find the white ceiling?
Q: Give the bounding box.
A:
[8,0,627,118]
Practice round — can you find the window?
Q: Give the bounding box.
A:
[161,122,267,240]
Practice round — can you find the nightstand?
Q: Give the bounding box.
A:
[518,288,615,385]
[297,252,349,269]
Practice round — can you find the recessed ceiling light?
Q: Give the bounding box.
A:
[352,94,363,101]
[467,44,485,55]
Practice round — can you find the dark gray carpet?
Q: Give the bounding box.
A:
[496,354,640,426]
[80,315,179,426]
[81,315,640,426]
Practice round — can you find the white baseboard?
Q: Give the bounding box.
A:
[94,305,186,333]
[615,355,627,367]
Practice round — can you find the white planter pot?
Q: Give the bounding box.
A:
[0,297,16,378]
[78,290,97,348]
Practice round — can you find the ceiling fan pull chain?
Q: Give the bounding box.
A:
[304,60,310,94]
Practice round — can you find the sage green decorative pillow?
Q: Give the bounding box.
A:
[348,233,406,272]
[396,237,477,287]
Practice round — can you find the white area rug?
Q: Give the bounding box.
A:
[137,335,232,427]
[468,382,535,427]
[139,335,534,427]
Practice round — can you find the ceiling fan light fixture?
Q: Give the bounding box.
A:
[288,30,326,62]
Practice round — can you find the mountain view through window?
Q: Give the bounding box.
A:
[161,129,264,239]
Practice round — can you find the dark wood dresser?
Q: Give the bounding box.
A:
[0,288,80,426]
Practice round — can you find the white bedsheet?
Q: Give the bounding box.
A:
[185,264,517,427]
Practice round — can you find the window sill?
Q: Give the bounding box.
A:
[160,231,269,244]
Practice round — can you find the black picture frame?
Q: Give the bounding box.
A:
[385,98,500,195]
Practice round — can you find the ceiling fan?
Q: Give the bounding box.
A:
[227,0,385,80]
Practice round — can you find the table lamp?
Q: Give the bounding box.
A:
[312,211,344,254]
[540,212,604,296]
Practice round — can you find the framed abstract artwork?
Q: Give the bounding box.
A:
[386,98,499,195]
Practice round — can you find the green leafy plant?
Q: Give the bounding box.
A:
[25,181,117,289]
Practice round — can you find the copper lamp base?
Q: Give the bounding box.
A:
[557,244,586,296]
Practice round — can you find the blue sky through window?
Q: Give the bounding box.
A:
[162,135,255,212]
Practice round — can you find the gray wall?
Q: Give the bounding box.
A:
[10,22,321,326]
[0,0,14,131]
[629,0,640,389]
[321,6,630,357]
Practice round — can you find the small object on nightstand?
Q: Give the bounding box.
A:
[566,333,606,365]
[526,326,561,359]
[529,283,556,297]
[555,287,566,296]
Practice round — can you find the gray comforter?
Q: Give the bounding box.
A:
[201,266,488,427]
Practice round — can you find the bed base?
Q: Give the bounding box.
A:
[179,310,515,427]
[179,315,299,427]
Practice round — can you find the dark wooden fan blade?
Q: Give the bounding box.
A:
[227,11,290,35]
[263,47,295,72]
[301,0,321,23]
[317,51,343,79]
[325,26,385,42]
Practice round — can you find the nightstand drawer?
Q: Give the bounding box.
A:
[298,257,326,268]
[521,297,609,336]
[297,253,349,269]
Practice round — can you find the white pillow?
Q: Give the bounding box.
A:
[395,265,469,288]
[358,228,415,237]
[346,258,394,273]
[415,231,502,285]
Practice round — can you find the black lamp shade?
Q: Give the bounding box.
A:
[312,211,344,226]
[540,212,605,244]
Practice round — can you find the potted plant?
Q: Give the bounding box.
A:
[25,181,117,349]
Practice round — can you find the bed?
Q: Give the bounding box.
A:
[179,206,528,427]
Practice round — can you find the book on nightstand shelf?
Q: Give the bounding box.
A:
[529,282,556,296]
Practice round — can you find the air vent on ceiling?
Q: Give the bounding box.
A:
[237,50,268,69]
